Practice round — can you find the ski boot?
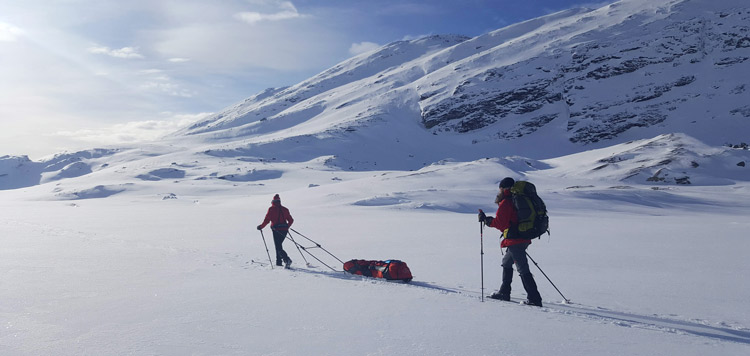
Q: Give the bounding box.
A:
[521,299,543,307]
[488,292,510,301]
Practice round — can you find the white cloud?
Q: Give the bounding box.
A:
[53,113,212,144]
[235,1,304,24]
[401,33,432,41]
[152,21,342,71]
[0,1,356,157]
[0,22,24,42]
[88,46,144,59]
[141,80,195,98]
[133,70,195,98]
[349,41,381,56]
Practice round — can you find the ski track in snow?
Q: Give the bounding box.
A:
[251,231,750,346]
[541,302,750,345]
[251,261,750,346]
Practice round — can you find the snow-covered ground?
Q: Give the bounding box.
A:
[1,152,749,355]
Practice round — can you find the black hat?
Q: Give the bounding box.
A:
[499,177,515,189]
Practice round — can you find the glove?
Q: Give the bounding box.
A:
[478,210,486,223]
[484,216,494,226]
[257,225,263,230]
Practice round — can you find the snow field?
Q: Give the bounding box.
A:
[2,171,749,355]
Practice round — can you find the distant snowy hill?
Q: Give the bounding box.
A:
[1,0,749,192]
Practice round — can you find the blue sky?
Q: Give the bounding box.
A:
[0,0,602,158]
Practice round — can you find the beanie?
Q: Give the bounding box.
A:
[499,177,515,189]
[272,194,281,202]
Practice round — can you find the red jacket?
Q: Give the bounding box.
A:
[489,189,531,248]
[259,202,294,231]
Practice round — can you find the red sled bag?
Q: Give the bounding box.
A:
[343,259,413,282]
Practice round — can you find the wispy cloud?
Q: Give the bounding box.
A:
[0,21,24,42]
[140,80,195,98]
[401,33,433,41]
[53,113,212,144]
[88,46,144,59]
[235,1,304,24]
[0,0,359,159]
[349,41,381,56]
[375,3,439,17]
[152,21,342,72]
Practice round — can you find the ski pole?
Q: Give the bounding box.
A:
[526,252,570,303]
[285,232,311,266]
[289,228,345,264]
[259,230,273,269]
[287,231,340,271]
[479,215,485,303]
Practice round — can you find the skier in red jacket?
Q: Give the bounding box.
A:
[257,194,294,268]
[479,177,543,306]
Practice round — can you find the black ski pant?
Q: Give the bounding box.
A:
[272,229,290,264]
[499,242,542,303]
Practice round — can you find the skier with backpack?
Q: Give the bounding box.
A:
[257,194,294,268]
[478,177,545,307]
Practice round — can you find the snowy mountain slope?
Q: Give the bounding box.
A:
[172,35,470,137]
[3,0,749,190]
[166,0,749,166]
[414,0,750,146]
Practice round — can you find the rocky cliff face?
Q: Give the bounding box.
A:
[417,0,750,146]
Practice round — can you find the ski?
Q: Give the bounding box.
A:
[251,259,323,272]
[485,296,547,307]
